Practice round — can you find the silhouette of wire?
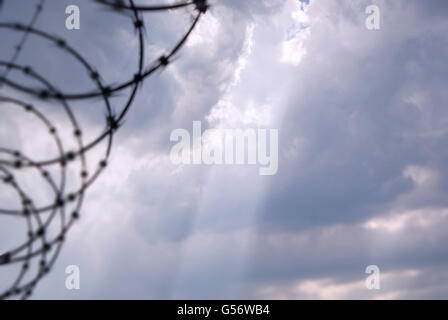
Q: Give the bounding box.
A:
[0,0,207,299]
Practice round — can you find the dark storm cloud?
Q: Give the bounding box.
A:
[1,0,447,299]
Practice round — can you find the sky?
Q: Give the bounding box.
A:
[0,0,448,299]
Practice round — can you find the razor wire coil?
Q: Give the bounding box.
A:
[0,0,207,299]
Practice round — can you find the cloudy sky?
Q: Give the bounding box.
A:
[1,0,448,299]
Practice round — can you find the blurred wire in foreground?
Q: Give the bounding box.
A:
[0,0,207,299]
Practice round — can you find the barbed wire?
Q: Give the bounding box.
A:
[0,0,207,299]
